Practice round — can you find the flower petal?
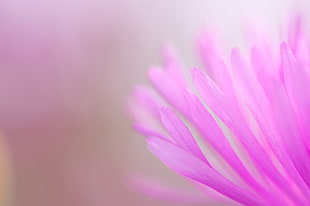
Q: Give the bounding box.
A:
[147,137,267,206]
[148,66,187,114]
[159,106,209,164]
[192,67,306,204]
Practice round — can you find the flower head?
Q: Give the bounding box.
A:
[129,16,310,206]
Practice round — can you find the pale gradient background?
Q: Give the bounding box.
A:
[0,0,308,205]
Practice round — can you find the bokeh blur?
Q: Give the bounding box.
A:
[0,0,308,205]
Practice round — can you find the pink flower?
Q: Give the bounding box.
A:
[129,16,310,206]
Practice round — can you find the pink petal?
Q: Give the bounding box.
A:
[159,106,209,164]
[147,137,267,206]
[129,174,231,205]
[182,89,281,201]
[162,45,187,87]
[148,66,187,114]
[192,67,307,204]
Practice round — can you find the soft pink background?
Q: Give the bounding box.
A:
[0,0,308,205]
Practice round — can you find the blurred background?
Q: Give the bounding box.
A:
[0,0,308,205]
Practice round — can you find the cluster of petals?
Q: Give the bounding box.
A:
[128,17,310,206]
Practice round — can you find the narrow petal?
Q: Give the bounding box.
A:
[281,42,310,153]
[159,107,209,164]
[129,174,232,205]
[147,137,267,206]
[162,45,187,87]
[192,67,306,204]
[275,43,310,188]
[132,86,162,119]
[182,89,280,202]
[133,123,168,141]
[148,67,187,114]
